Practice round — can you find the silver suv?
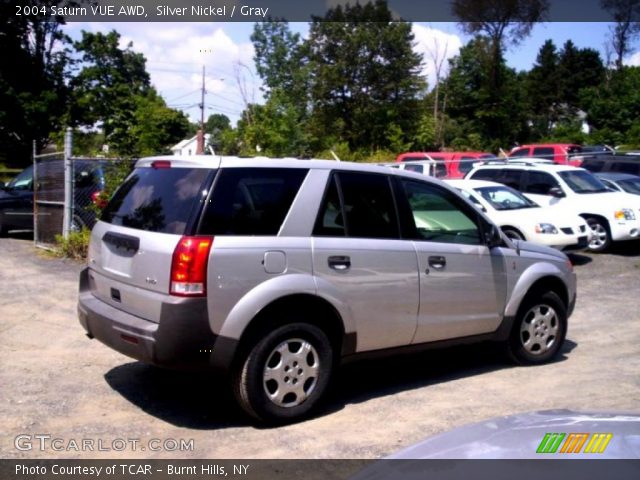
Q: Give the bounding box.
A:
[78,156,577,423]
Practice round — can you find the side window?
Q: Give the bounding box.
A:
[335,172,399,239]
[404,164,424,174]
[400,179,481,245]
[533,147,555,159]
[469,169,501,182]
[611,162,640,175]
[524,171,560,195]
[581,159,605,172]
[459,156,477,175]
[199,168,308,235]
[313,176,345,237]
[434,163,447,178]
[497,169,524,190]
[510,148,530,157]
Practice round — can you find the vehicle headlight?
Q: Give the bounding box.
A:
[534,223,558,234]
[614,209,636,221]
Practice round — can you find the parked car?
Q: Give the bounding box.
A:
[509,144,584,166]
[581,144,615,156]
[381,160,447,178]
[79,155,576,423]
[581,154,640,176]
[595,172,640,195]
[0,165,35,235]
[0,160,106,236]
[466,161,640,252]
[446,179,591,251]
[396,151,495,178]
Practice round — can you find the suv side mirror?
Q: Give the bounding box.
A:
[484,224,503,248]
[549,187,565,198]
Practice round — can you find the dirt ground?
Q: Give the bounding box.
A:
[1,235,639,459]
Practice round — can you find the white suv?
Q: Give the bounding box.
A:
[466,161,640,252]
[446,179,591,251]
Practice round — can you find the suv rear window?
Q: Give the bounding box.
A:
[199,168,308,236]
[102,167,211,234]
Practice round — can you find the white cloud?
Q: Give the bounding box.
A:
[65,22,258,124]
[412,24,462,90]
[624,51,640,67]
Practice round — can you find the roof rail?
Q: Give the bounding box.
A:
[478,158,554,167]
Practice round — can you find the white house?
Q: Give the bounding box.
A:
[170,133,211,156]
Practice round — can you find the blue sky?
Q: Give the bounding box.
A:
[63,21,637,126]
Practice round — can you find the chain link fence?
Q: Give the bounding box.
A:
[33,150,65,248]
[33,129,134,249]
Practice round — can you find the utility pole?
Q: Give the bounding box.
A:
[200,65,205,132]
[197,65,206,154]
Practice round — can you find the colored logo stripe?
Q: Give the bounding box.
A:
[537,433,613,454]
[537,433,566,453]
[560,433,589,453]
[584,433,613,454]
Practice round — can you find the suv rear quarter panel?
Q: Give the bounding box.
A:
[207,236,320,339]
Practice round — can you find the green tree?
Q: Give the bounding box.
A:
[130,90,191,156]
[444,38,528,151]
[205,113,231,151]
[526,40,561,137]
[452,0,549,84]
[69,30,150,152]
[307,0,426,153]
[250,21,311,155]
[601,0,640,68]
[581,66,640,144]
[558,40,605,112]
[0,2,72,166]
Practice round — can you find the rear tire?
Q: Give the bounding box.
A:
[506,290,567,365]
[232,323,334,424]
[586,217,611,252]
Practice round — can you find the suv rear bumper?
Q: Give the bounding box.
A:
[77,268,225,371]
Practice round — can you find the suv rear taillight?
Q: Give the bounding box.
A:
[170,236,213,296]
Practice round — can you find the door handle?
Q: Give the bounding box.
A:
[428,256,446,270]
[328,255,351,271]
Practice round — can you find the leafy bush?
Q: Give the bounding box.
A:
[54,228,91,260]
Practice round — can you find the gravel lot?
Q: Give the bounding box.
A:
[1,236,639,459]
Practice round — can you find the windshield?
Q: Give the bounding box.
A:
[617,178,640,195]
[475,185,539,210]
[6,166,33,190]
[558,170,610,194]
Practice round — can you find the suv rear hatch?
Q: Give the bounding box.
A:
[86,160,214,323]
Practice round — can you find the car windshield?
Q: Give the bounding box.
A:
[475,185,538,210]
[617,178,640,195]
[558,170,610,194]
[6,166,33,190]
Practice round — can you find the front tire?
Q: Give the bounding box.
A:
[586,217,611,252]
[506,291,567,365]
[502,227,525,241]
[233,323,334,424]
